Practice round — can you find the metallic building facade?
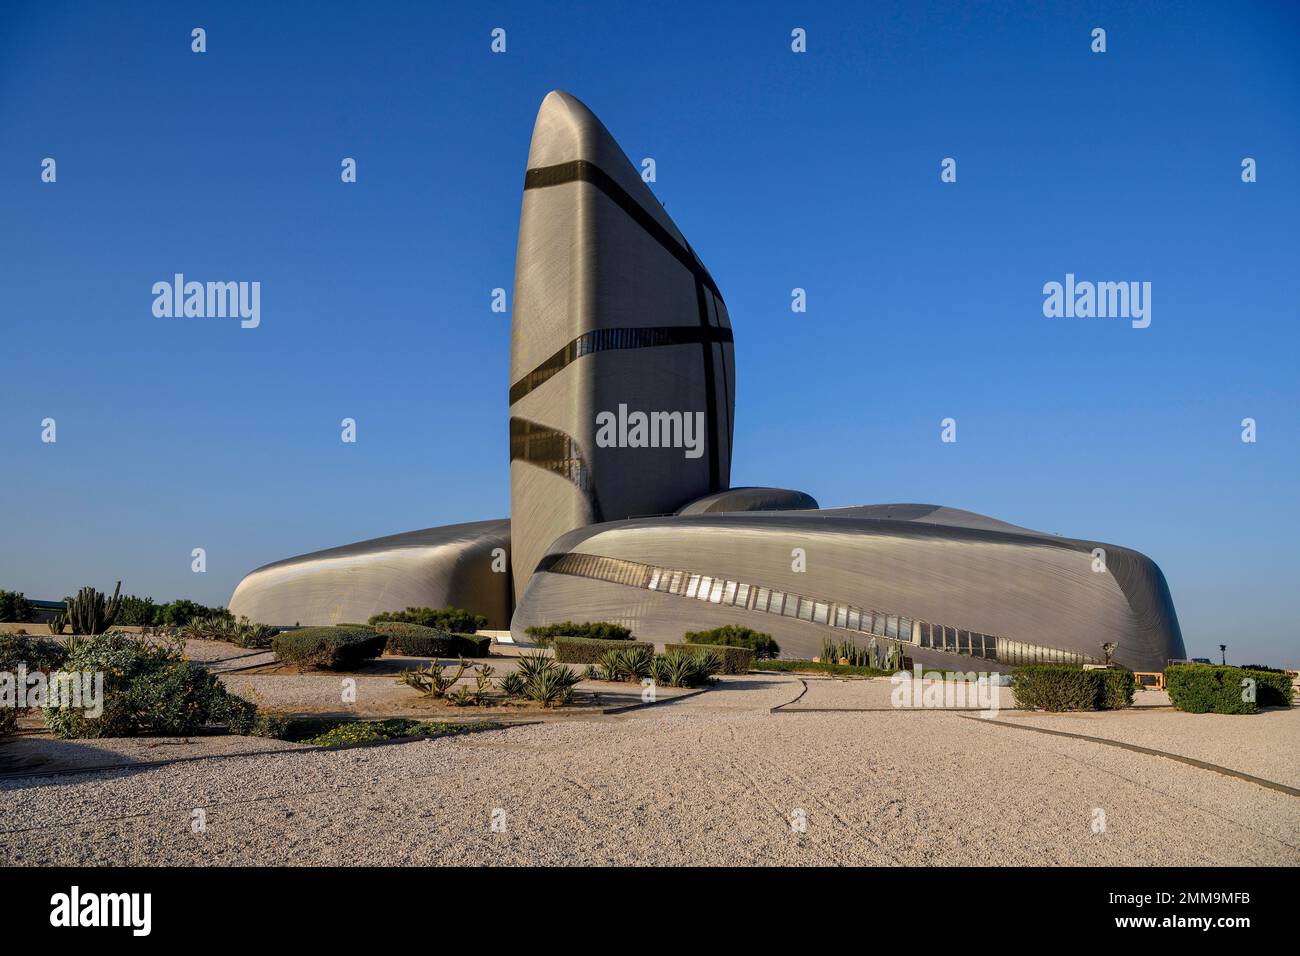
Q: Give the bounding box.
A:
[508,91,735,603]
[509,507,1184,673]
[228,90,1185,672]
[228,520,511,628]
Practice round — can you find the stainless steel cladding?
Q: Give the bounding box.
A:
[509,91,735,600]
[228,519,511,627]
[511,506,1185,673]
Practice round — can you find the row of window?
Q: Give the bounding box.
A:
[546,551,1101,666]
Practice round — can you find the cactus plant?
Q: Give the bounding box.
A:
[63,581,122,635]
[47,612,66,635]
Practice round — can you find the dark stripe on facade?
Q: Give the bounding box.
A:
[508,418,603,522]
[695,278,721,494]
[524,159,724,302]
[509,324,734,406]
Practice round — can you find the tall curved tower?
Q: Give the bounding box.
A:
[509,91,735,601]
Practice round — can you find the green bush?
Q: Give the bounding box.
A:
[553,636,653,664]
[1244,668,1295,708]
[1166,664,1292,714]
[374,621,490,658]
[753,659,892,677]
[1011,664,1133,712]
[368,606,488,634]
[41,631,266,738]
[308,718,501,748]
[684,625,779,660]
[526,621,632,645]
[0,634,68,735]
[272,627,386,671]
[0,590,34,623]
[157,599,223,628]
[114,595,158,627]
[665,642,754,675]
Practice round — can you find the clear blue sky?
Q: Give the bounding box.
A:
[2,1,1297,665]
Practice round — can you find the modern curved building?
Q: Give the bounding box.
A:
[229,90,1185,672]
[229,520,511,628]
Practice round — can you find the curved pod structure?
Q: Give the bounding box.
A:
[228,519,511,628]
[511,505,1184,673]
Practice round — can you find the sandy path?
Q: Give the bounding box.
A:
[2,674,1296,866]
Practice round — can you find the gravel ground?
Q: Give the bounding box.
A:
[1,673,1296,866]
[1004,706,1300,789]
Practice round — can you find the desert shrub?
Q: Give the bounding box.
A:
[665,642,754,675]
[308,718,500,748]
[398,658,469,699]
[498,670,526,698]
[526,621,632,645]
[0,590,34,623]
[1166,664,1290,713]
[114,595,158,627]
[684,625,779,660]
[553,636,654,664]
[593,645,655,682]
[511,652,582,706]
[230,617,279,649]
[374,621,490,658]
[272,627,386,671]
[368,607,487,634]
[41,631,266,738]
[0,634,68,735]
[1011,665,1133,712]
[1243,668,1295,708]
[753,659,892,677]
[650,649,713,688]
[523,662,581,706]
[1096,667,1136,710]
[157,599,225,628]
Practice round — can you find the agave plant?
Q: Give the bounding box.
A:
[597,648,626,682]
[232,616,278,649]
[525,663,581,706]
[691,648,723,679]
[498,670,526,698]
[621,646,654,681]
[514,651,555,683]
[658,649,705,688]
